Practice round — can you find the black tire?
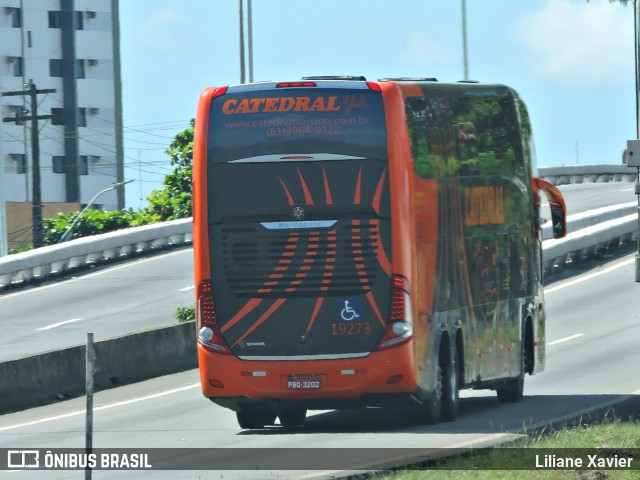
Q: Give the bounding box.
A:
[440,343,460,422]
[277,407,307,427]
[236,409,276,429]
[497,342,525,403]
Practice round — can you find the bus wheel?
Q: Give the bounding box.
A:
[236,409,276,429]
[440,345,460,422]
[415,357,444,425]
[496,344,525,403]
[278,407,307,428]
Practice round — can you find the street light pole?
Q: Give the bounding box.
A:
[633,0,640,139]
[461,0,469,81]
[248,0,254,83]
[58,180,133,243]
[239,0,246,84]
[627,0,640,282]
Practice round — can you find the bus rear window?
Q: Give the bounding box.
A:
[208,88,387,164]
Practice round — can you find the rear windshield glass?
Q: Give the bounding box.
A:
[208,87,387,164]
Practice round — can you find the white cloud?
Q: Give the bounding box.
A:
[511,0,633,85]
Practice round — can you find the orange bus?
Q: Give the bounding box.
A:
[192,77,566,429]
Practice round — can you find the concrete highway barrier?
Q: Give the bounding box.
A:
[539,164,637,185]
[0,218,191,289]
[0,322,197,414]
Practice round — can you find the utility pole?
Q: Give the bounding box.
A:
[247,0,254,83]
[0,76,7,257]
[239,0,246,84]
[2,83,56,248]
[85,332,95,480]
[633,0,640,281]
[461,0,469,81]
[239,0,254,84]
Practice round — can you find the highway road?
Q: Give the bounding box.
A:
[0,253,638,479]
[0,249,194,362]
[0,181,635,362]
[552,181,635,213]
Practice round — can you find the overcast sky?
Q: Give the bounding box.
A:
[119,0,636,209]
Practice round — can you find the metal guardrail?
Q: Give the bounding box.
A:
[541,202,636,240]
[0,165,636,289]
[543,214,637,271]
[539,164,637,185]
[538,165,638,271]
[0,218,192,288]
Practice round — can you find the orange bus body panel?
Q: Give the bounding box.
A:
[193,87,215,285]
[198,341,417,400]
[381,82,415,288]
[195,81,420,403]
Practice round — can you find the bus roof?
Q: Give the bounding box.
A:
[215,78,521,105]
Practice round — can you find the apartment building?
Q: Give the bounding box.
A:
[0,0,123,249]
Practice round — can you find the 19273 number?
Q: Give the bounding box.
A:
[331,322,370,336]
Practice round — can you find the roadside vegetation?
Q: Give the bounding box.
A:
[11,120,195,249]
[384,417,640,479]
[175,304,195,323]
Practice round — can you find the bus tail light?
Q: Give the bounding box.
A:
[376,275,413,350]
[366,81,382,93]
[276,81,317,88]
[212,86,228,99]
[197,279,231,354]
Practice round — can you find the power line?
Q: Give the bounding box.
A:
[2,83,56,248]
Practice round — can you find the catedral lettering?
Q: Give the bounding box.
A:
[193,77,567,430]
[222,96,341,114]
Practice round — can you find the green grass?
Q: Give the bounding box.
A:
[383,418,640,479]
[175,304,195,323]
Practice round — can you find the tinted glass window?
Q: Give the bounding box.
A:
[208,87,387,164]
[405,87,525,179]
[7,8,22,28]
[48,11,61,28]
[49,59,63,77]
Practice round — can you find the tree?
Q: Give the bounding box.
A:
[587,0,631,4]
[33,121,196,248]
[146,119,195,220]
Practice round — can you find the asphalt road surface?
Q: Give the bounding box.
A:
[0,254,638,479]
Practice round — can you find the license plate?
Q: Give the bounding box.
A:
[287,374,321,390]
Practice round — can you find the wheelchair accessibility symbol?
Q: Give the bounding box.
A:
[339,299,361,322]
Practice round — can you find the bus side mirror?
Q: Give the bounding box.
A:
[550,203,566,239]
[532,176,567,239]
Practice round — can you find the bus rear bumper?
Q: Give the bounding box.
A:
[198,342,418,411]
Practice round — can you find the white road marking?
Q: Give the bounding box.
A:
[0,383,200,432]
[36,318,82,331]
[180,286,195,292]
[548,333,584,346]
[544,257,635,294]
[618,188,634,192]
